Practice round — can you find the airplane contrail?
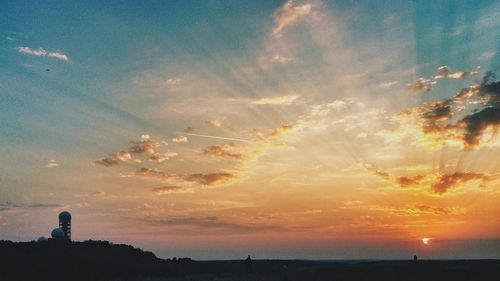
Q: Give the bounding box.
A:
[173,132,252,144]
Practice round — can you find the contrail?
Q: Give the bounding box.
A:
[173,132,252,144]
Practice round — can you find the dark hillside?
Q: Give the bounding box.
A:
[0,240,204,281]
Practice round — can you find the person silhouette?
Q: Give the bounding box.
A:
[414,255,418,262]
[245,255,253,273]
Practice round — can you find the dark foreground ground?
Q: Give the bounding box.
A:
[1,240,499,281]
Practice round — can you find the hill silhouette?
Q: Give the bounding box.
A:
[0,240,206,281]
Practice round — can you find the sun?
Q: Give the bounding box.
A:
[422,238,430,245]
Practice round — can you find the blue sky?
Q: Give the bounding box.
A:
[1,0,499,259]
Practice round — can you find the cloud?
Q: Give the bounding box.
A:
[152,185,187,195]
[376,81,398,89]
[372,169,497,194]
[96,151,132,166]
[272,0,313,37]
[183,126,197,133]
[271,54,293,64]
[47,51,69,61]
[431,172,490,194]
[0,202,66,213]
[96,135,170,166]
[45,159,60,168]
[184,172,235,185]
[395,175,425,187]
[133,167,176,181]
[407,78,436,92]
[373,170,390,180]
[149,152,178,163]
[252,94,299,105]
[172,135,188,143]
[407,66,480,92]
[165,77,182,85]
[95,156,120,166]
[269,123,294,137]
[144,216,284,233]
[17,46,69,61]
[203,143,244,160]
[206,120,223,127]
[447,70,481,79]
[414,205,465,216]
[395,72,500,149]
[129,134,160,154]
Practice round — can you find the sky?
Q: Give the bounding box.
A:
[1,0,500,260]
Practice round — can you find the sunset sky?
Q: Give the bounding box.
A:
[1,0,499,259]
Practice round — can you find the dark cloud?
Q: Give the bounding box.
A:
[128,135,159,154]
[0,202,65,212]
[396,175,424,187]
[152,185,186,195]
[431,172,490,194]
[135,168,175,180]
[183,127,197,133]
[145,216,284,233]
[184,172,235,185]
[400,72,500,149]
[457,72,500,148]
[95,156,120,166]
[203,143,244,160]
[460,107,500,148]
[372,170,496,194]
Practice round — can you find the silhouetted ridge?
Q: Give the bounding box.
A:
[0,240,202,281]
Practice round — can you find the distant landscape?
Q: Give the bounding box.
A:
[1,240,499,281]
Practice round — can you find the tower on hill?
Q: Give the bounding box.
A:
[58,211,72,240]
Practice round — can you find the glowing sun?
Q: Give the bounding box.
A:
[422,237,430,245]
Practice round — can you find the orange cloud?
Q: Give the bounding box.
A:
[203,143,244,160]
[184,172,235,186]
[152,185,186,195]
[431,172,490,194]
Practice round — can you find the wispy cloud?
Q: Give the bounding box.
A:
[372,169,498,194]
[252,94,299,105]
[152,185,189,195]
[376,81,398,89]
[271,54,294,64]
[45,159,60,168]
[272,0,313,37]
[17,46,69,61]
[143,216,284,233]
[184,172,235,186]
[0,202,66,213]
[407,66,481,92]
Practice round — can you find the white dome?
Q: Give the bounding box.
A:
[37,236,48,242]
[51,228,65,238]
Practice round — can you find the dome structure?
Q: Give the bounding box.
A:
[37,236,48,242]
[58,211,71,222]
[51,228,65,238]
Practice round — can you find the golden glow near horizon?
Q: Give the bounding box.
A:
[1,0,500,259]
